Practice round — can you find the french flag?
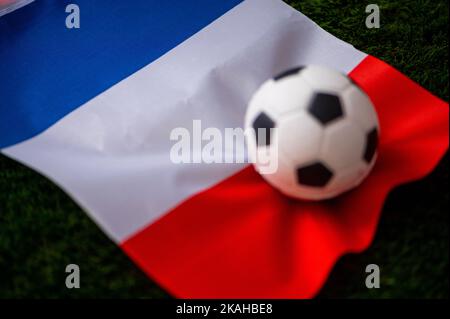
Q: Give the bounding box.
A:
[0,0,448,298]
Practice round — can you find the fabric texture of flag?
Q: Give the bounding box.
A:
[0,0,448,298]
[0,0,34,17]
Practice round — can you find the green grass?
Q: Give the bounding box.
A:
[0,0,448,298]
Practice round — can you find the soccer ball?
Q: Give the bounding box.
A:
[245,65,380,201]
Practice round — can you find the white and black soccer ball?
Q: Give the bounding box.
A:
[245,65,380,201]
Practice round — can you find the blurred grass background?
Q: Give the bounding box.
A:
[0,0,448,298]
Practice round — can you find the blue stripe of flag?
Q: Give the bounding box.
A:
[0,0,243,148]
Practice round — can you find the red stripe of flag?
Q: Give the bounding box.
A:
[121,56,449,298]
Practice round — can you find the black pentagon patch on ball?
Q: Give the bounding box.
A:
[364,128,379,163]
[296,162,333,187]
[308,93,343,125]
[274,66,304,81]
[252,112,275,147]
